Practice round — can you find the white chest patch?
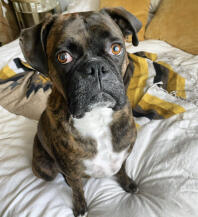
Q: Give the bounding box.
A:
[73,107,129,178]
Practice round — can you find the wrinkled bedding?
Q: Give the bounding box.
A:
[0,39,198,217]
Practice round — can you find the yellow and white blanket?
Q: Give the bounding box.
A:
[126,52,197,127]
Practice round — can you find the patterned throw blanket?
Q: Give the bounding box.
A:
[0,52,196,125]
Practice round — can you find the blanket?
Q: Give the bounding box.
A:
[0,52,196,125]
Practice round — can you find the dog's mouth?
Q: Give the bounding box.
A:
[69,91,118,119]
[89,92,117,109]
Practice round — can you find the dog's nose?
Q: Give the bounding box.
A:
[78,58,111,89]
[86,63,108,76]
[82,60,110,90]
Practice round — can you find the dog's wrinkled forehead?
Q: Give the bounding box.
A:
[19,7,141,75]
[47,12,123,54]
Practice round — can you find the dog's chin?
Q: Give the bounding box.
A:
[70,92,125,119]
[89,92,116,109]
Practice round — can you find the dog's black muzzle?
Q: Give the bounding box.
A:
[65,58,127,118]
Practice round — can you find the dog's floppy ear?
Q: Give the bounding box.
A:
[100,7,142,46]
[19,15,57,75]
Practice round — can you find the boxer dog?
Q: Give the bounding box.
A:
[20,7,141,217]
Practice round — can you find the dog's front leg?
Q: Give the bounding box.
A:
[52,141,88,216]
[115,161,138,193]
[65,176,88,217]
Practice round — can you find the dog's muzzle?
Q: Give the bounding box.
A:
[66,58,127,118]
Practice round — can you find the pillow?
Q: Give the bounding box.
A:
[0,58,51,120]
[145,0,198,55]
[149,0,161,13]
[99,0,150,41]
[147,0,162,24]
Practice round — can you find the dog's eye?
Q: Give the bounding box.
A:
[110,44,122,55]
[57,52,72,64]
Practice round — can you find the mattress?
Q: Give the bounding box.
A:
[0,37,198,217]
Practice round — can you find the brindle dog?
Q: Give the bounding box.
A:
[20,7,141,217]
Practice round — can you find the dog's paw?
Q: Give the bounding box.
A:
[122,181,139,194]
[74,209,88,217]
[127,182,139,193]
[77,212,88,217]
[73,202,88,217]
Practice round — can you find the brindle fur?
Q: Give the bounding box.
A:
[33,87,136,216]
[20,7,141,217]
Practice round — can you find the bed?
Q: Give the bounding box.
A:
[1,0,198,217]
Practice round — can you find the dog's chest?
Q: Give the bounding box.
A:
[73,107,129,178]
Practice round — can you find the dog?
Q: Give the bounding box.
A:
[20,7,141,217]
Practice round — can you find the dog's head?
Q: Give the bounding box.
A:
[20,8,141,118]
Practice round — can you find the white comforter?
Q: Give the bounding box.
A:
[1,39,198,217]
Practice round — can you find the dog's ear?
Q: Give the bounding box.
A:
[19,15,57,75]
[100,7,142,46]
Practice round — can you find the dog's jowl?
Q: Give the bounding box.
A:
[20,7,141,217]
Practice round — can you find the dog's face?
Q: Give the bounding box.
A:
[20,8,142,118]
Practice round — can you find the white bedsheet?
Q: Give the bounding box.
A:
[1,103,198,217]
[1,38,198,217]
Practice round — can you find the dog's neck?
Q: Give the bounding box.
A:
[72,106,113,139]
[46,87,70,126]
[46,86,133,136]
